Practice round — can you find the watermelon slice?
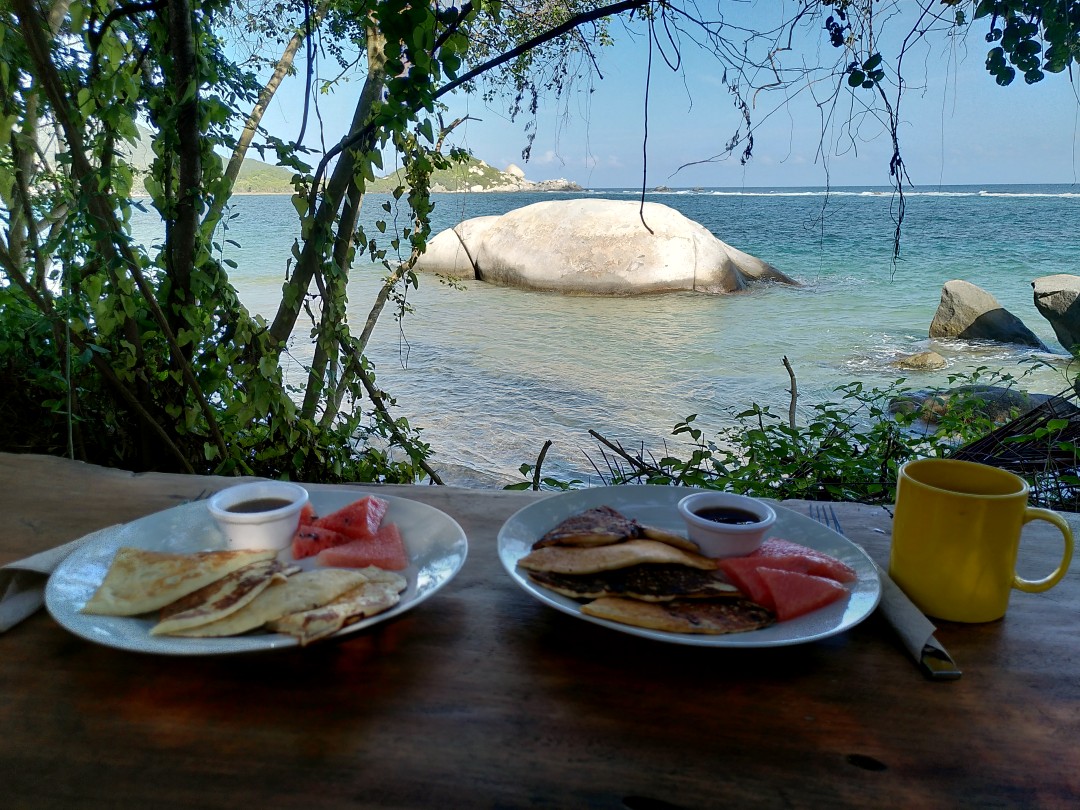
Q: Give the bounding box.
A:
[757,568,846,622]
[292,524,349,560]
[747,538,857,583]
[314,495,389,541]
[298,502,317,526]
[316,523,409,571]
[717,557,776,611]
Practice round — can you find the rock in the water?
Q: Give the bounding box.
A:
[416,199,796,295]
[889,385,1074,425]
[894,351,946,370]
[1032,274,1080,353]
[416,216,500,279]
[929,280,1047,349]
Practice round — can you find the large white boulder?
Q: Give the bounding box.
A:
[418,216,501,279]
[415,199,795,294]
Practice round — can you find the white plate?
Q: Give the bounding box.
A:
[46,489,468,655]
[498,485,881,647]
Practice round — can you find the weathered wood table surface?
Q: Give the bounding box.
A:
[2,453,1078,809]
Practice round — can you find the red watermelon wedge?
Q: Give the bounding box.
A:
[293,524,349,560]
[717,557,776,611]
[746,538,857,583]
[316,523,409,571]
[314,495,389,541]
[298,502,317,526]
[757,568,846,622]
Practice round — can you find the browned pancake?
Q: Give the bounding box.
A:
[527,565,739,602]
[581,596,774,635]
[518,539,720,575]
[532,506,640,549]
[637,524,701,553]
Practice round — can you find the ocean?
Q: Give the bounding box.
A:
[130,184,1080,486]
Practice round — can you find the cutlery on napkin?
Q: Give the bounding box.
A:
[872,560,962,681]
[808,504,961,681]
[0,527,116,632]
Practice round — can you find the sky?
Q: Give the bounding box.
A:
[257,5,1080,190]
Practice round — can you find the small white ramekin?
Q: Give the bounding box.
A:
[676,491,775,558]
[207,481,309,551]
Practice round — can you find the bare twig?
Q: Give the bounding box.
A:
[532,440,553,490]
[782,355,797,429]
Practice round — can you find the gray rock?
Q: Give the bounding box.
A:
[416,199,797,295]
[889,385,1074,425]
[929,280,1048,349]
[894,351,946,370]
[1032,274,1080,353]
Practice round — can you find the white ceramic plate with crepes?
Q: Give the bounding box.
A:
[46,489,468,655]
[498,485,881,647]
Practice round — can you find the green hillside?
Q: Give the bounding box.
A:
[124,128,576,195]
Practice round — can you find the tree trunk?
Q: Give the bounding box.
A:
[165,0,200,347]
[203,0,330,230]
[268,24,388,347]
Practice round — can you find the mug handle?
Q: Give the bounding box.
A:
[1013,507,1075,593]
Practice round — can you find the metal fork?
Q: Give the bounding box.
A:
[805,500,962,681]
[807,502,843,535]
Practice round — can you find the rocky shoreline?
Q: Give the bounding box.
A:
[428,161,583,194]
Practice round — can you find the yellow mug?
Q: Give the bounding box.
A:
[889,458,1074,623]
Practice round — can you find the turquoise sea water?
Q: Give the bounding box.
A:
[131,185,1080,485]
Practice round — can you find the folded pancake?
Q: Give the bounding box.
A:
[150,559,289,635]
[532,506,640,549]
[165,569,369,637]
[518,539,720,575]
[581,596,774,634]
[268,568,408,646]
[82,547,279,616]
[527,564,739,602]
[637,524,701,553]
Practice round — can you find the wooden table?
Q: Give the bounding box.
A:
[2,453,1078,809]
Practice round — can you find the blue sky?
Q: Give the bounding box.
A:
[260,9,1080,189]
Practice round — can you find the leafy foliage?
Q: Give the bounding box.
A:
[1,1,1077,488]
[511,368,1051,505]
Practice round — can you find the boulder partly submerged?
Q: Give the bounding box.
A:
[416,199,797,294]
[929,279,1048,349]
[1032,274,1080,353]
[889,385,1077,425]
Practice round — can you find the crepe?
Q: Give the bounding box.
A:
[581,596,774,634]
[527,564,739,602]
[268,568,408,646]
[518,539,720,575]
[532,506,641,548]
[82,547,279,616]
[150,559,288,635]
[166,568,369,637]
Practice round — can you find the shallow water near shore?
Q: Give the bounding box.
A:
[130,184,1080,486]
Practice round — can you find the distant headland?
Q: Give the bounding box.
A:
[122,126,583,195]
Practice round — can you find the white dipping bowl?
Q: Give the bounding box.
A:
[207,481,309,551]
[676,491,775,558]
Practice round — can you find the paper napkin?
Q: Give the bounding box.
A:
[0,527,115,632]
[875,563,941,662]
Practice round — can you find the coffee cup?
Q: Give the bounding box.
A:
[889,458,1073,622]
